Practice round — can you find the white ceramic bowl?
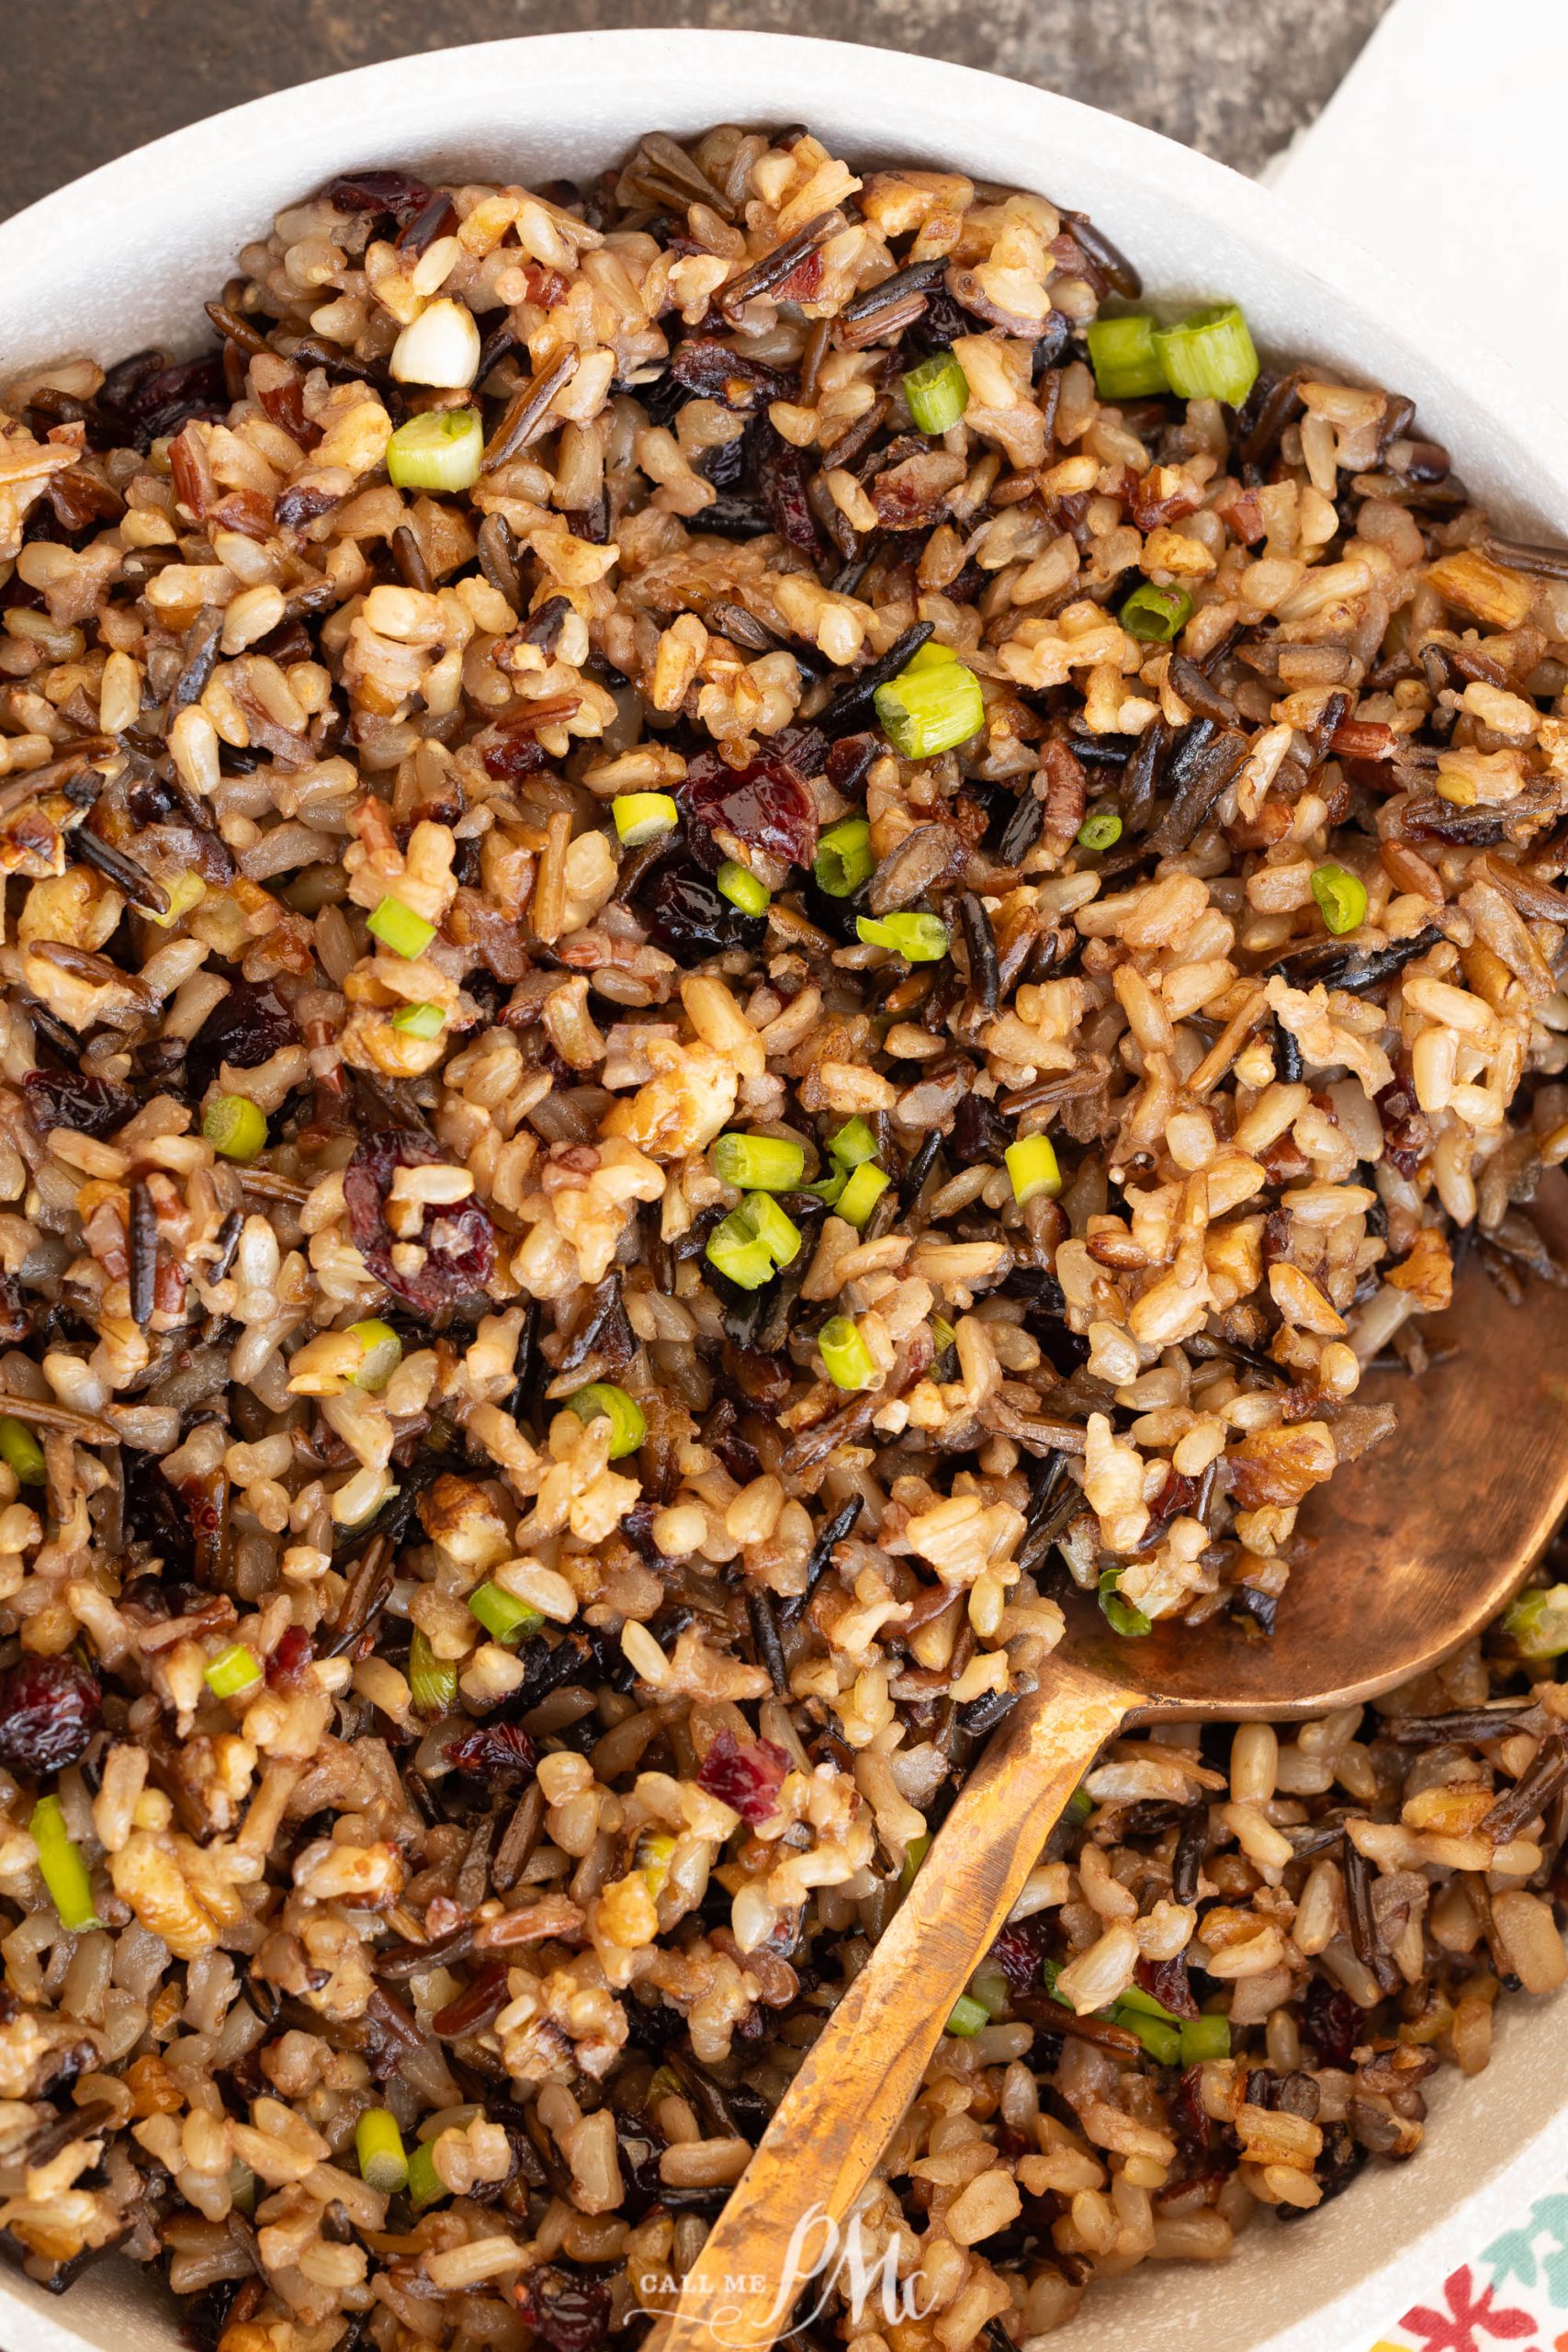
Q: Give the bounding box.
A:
[2,30,1564,2352]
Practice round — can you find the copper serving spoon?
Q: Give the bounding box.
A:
[664,1171,1568,2352]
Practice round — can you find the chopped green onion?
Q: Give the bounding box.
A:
[348,1318,403,1393]
[903,350,970,435]
[1180,2013,1233,2065]
[945,1994,991,2037]
[716,859,771,916]
[837,1160,890,1230]
[566,1382,647,1459]
[1099,1569,1152,1640]
[385,407,484,492]
[1116,1983,1183,2023]
[1121,582,1193,642]
[1065,1785,1094,1827]
[1114,2008,1182,2065]
[829,1116,880,1169]
[204,1642,262,1699]
[745,1193,803,1269]
[1154,303,1259,408]
[468,1582,543,1647]
[1004,1135,1062,1205]
[0,1417,47,1486]
[1084,313,1167,401]
[874,642,985,761]
[818,1314,876,1390]
[390,1001,445,1039]
[202,1094,266,1163]
[899,1830,931,1892]
[1311,862,1368,937]
[613,791,679,848]
[705,1207,776,1291]
[969,1970,1010,2019]
[856,911,950,962]
[367,897,436,959]
[408,1628,458,1717]
[1503,1584,1568,1661]
[712,1132,807,1192]
[29,1797,99,1932]
[406,2136,449,2210]
[814,816,873,898]
[1076,810,1123,853]
[356,2108,410,2195]
[807,1170,846,1207]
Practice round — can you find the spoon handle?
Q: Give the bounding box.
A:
[661,1653,1141,2352]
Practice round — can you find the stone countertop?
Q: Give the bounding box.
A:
[2,0,1392,221]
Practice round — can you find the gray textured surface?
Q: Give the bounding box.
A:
[1,0,1393,222]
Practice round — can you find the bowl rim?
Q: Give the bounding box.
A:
[0,30,1563,2352]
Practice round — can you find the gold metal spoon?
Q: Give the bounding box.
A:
[665,1171,1568,2351]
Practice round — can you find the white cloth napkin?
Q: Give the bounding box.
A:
[1266,0,1567,410]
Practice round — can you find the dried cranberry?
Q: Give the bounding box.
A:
[322,169,434,223]
[0,1655,102,1776]
[343,1130,496,1315]
[514,2265,612,2352]
[640,866,764,960]
[118,355,228,452]
[987,1920,1047,1994]
[1374,1079,1430,1179]
[186,978,299,1100]
[682,747,819,875]
[444,1722,538,1782]
[697,1728,789,1824]
[1136,1953,1199,2019]
[266,1627,314,1690]
[23,1069,137,1139]
[1301,1974,1361,2071]
[755,425,825,560]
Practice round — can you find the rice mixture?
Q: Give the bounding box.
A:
[0,119,1565,2352]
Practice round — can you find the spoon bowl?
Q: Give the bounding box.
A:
[668,1170,1568,2350]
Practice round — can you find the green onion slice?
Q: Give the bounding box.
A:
[856,911,950,963]
[1115,2008,1183,2065]
[202,1094,266,1163]
[29,1796,99,1932]
[613,792,679,847]
[0,1417,47,1486]
[408,1627,458,1717]
[1004,1135,1062,1204]
[1310,862,1368,936]
[814,816,874,898]
[1076,810,1122,853]
[468,1582,544,1647]
[566,1382,647,1459]
[837,1160,889,1230]
[348,1318,403,1393]
[1153,303,1259,407]
[356,2107,410,2195]
[367,897,436,959]
[389,1001,445,1039]
[903,351,970,435]
[385,408,484,492]
[829,1116,879,1169]
[745,1193,803,1269]
[1084,313,1167,401]
[1121,582,1193,642]
[818,1315,876,1390]
[406,2136,449,2210]
[1099,1569,1152,1640]
[705,1208,776,1291]
[204,1642,263,1699]
[716,859,771,916]
[711,1132,807,1192]
[1179,2013,1233,2065]
[899,1830,931,1892]
[874,642,985,761]
[1503,1584,1568,1661]
[944,1994,991,2037]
